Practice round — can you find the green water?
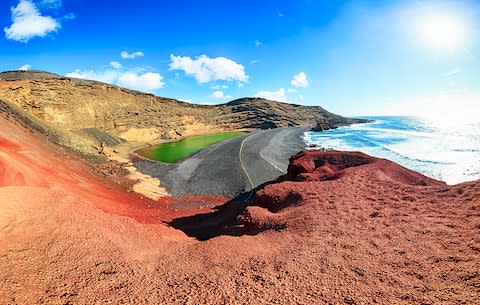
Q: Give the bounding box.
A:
[137,131,246,163]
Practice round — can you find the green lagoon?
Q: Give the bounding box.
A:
[137,131,246,163]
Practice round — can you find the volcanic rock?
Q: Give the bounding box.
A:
[1,113,479,304]
[0,70,366,155]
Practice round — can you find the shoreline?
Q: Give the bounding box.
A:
[134,127,307,198]
[135,130,248,163]
[97,128,257,199]
[303,116,480,185]
[2,110,479,304]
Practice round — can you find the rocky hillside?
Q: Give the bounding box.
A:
[0,70,365,148]
[224,98,364,129]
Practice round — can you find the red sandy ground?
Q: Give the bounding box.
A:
[1,113,479,304]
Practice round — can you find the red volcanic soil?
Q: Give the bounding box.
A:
[0,114,224,223]
[1,114,480,304]
[252,151,480,303]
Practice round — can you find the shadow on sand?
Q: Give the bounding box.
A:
[168,181,280,241]
[168,191,252,241]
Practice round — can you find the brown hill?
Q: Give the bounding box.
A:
[1,114,479,304]
[0,70,365,153]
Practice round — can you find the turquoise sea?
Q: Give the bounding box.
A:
[303,116,480,185]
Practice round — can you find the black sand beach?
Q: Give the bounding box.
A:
[134,128,306,198]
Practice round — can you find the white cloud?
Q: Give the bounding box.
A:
[117,72,164,92]
[287,88,296,93]
[39,0,62,9]
[18,64,31,70]
[62,13,76,20]
[291,72,310,88]
[66,69,164,93]
[250,59,258,64]
[120,51,144,59]
[210,84,229,90]
[255,40,262,47]
[110,61,122,69]
[210,90,232,99]
[66,69,119,84]
[169,54,248,83]
[254,88,288,102]
[199,101,218,105]
[4,0,61,43]
[444,67,461,77]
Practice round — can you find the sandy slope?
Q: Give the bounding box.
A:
[1,113,479,304]
[135,127,306,198]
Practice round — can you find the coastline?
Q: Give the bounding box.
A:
[134,127,307,198]
[303,116,480,185]
[95,128,256,200]
[2,110,479,304]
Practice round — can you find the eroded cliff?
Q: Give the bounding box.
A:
[0,70,365,149]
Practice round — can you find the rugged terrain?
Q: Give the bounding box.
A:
[1,113,479,304]
[0,70,364,153]
[1,70,478,304]
[135,128,306,198]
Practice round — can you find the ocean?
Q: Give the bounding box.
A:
[303,116,480,185]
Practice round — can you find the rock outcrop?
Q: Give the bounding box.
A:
[255,150,444,212]
[2,105,479,304]
[0,70,367,152]
[311,117,371,132]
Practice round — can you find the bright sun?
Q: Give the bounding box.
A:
[416,13,468,53]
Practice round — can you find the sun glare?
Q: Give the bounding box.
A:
[417,13,468,53]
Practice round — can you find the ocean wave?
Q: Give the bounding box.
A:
[451,148,480,152]
[303,116,478,183]
[352,126,435,138]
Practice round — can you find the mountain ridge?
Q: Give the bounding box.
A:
[0,70,367,156]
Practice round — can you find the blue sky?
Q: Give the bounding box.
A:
[1,0,479,117]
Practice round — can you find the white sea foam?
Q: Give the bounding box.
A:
[304,117,480,185]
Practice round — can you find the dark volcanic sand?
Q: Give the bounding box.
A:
[135,127,306,198]
[1,113,479,304]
